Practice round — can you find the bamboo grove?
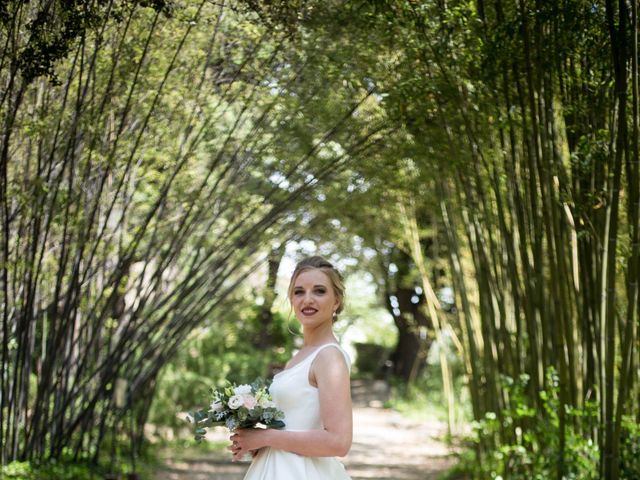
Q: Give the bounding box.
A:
[267,1,640,478]
[358,1,640,478]
[0,0,387,467]
[238,1,640,476]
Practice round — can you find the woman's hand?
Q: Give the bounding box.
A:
[229,428,271,462]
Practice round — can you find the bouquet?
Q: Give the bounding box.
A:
[187,379,285,441]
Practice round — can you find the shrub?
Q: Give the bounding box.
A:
[466,368,598,480]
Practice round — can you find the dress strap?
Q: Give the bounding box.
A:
[309,343,351,372]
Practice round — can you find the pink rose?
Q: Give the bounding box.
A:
[243,395,257,409]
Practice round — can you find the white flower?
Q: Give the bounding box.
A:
[234,384,252,395]
[228,394,244,410]
[209,400,223,413]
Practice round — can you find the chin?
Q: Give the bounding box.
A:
[299,319,330,329]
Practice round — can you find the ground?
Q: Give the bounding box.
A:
[154,380,459,480]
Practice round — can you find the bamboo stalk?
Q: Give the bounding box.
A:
[398,199,456,436]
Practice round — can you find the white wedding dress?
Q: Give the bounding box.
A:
[242,343,352,480]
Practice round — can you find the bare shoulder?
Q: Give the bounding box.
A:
[312,346,350,378]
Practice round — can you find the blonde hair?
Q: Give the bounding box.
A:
[287,256,346,320]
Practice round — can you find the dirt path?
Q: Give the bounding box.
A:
[155,405,457,480]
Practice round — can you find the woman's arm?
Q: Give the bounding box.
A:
[230,347,352,460]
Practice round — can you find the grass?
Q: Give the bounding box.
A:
[0,458,158,480]
[0,436,167,480]
[384,363,472,429]
[153,437,230,462]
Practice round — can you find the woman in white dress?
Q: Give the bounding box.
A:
[229,256,353,480]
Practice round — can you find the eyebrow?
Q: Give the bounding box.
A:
[294,284,327,288]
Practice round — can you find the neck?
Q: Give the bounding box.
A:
[302,323,337,347]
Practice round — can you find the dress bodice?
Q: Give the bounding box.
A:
[269,343,351,432]
[242,343,352,479]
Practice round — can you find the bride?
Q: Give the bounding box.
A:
[229,256,353,480]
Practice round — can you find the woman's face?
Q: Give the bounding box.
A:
[290,269,340,327]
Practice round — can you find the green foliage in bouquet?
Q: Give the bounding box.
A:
[188,378,285,441]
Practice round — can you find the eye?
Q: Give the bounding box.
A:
[314,287,326,294]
